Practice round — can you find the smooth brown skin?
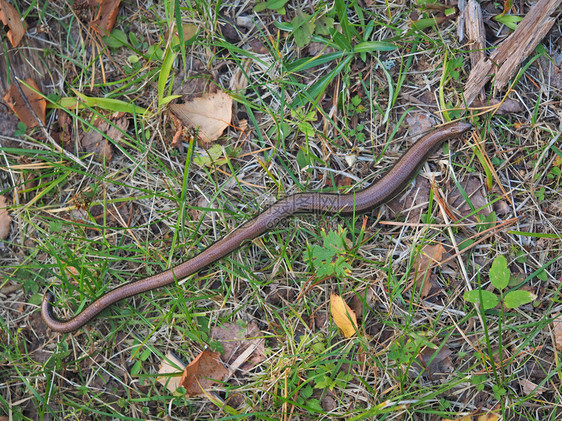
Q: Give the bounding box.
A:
[42,122,472,332]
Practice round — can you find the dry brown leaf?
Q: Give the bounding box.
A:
[330,292,358,338]
[554,153,562,168]
[520,378,547,395]
[419,344,453,375]
[210,321,265,367]
[348,294,363,320]
[0,195,11,240]
[412,244,445,298]
[386,175,431,221]
[321,394,337,412]
[0,0,26,47]
[448,176,490,221]
[80,113,128,162]
[179,348,228,398]
[405,112,436,136]
[90,0,120,35]
[3,79,45,127]
[442,416,472,421]
[553,313,562,351]
[472,98,523,115]
[64,265,80,277]
[52,110,74,149]
[157,352,185,393]
[169,91,232,145]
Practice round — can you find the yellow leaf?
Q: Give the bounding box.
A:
[330,292,358,338]
[477,412,500,421]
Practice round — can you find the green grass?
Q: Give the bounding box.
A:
[1,0,561,420]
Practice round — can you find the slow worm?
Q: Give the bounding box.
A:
[42,121,471,332]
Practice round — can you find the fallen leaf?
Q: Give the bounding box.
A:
[419,344,453,375]
[554,153,562,168]
[330,292,358,338]
[553,313,562,351]
[412,244,445,298]
[348,294,363,320]
[169,112,187,149]
[387,176,431,221]
[179,348,228,398]
[157,352,186,393]
[447,176,490,221]
[169,91,232,145]
[105,112,129,142]
[91,202,131,226]
[0,0,26,46]
[90,0,120,35]
[406,112,436,136]
[3,79,45,127]
[210,321,265,368]
[177,23,198,40]
[51,110,74,149]
[477,412,500,421]
[321,394,337,412]
[0,195,11,240]
[80,113,128,162]
[520,378,547,395]
[193,144,229,167]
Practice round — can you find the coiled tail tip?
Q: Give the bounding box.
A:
[41,290,75,333]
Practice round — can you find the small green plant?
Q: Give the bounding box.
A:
[13,121,26,136]
[494,14,523,30]
[255,5,335,47]
[445,56,464,82]
[296,148,322,173]
[464,255,536,310]
[193,144,239,168]
[470,374,487,391]
[290,107,316,137]
[388,334,436,365]
[347,123,366,144]
[476,211,497,232]
[345,94,367,116]
[290,11,334,48]
[439,53,466,120]
[438,397,451,411]
[311,362,353,391]
[130,340,152,380]
[293,360,353,413]
[307,226,351,279]
[492,383,507,400]
[103,29,129,49]
[534,186,545,201]
[253,0,290,15]
[295,384,322,413]
[547,165,561,180]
